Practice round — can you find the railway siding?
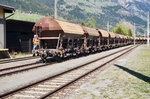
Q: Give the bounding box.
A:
[0,45,132,95]
[1,45,136,98]
[68,45,150,99]
[0,57,40,69]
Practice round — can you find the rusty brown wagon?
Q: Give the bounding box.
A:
[33,17,137,62]
[33,18,86,61]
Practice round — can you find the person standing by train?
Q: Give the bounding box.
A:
[32,35,39,56]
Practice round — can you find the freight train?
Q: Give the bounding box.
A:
[32,17,146,62]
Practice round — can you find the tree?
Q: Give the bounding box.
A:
[86,16,96,28]
[112,24,133,36]
[128,29,132,36]
[81,16,96,28]
[81,21,86,26]
[112,24,124,35]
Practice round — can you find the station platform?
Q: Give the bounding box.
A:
[0,49,11,59]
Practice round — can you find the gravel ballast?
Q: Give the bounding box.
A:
[0,58,41,69]
[67,45,150,99]
[0,45,132,94]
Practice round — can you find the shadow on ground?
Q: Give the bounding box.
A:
[114,64,150,84]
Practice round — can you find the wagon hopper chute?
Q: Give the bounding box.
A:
[108,32,116,48]
[97,29,110,50]
[81,26,99,53]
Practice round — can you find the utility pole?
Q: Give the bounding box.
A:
[54,0,57,19]
[147,11,149,47]
[134,23,136,45]
[107,21,109,32]
[144,30,146,38]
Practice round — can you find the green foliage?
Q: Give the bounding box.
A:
[86,16,96,28]
[0,0,146,34]
[81,21,86,26]
[0,0,53,16]
[128,29,132,36]
[6,10,45,22]
[112,24,133,36]
[81,16,96,28]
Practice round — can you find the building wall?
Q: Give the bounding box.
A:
[6,20,35,53]
[0,8,4,49]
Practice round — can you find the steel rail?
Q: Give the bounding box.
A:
[0,56,39,64]
[0,62,38,72]
[0,45,136,98]
[0,62,56,77]
[41,45,138,98]
[0,46,131,77]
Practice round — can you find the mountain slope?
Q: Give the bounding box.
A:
[0,0,54,15]
[111,0,150,20]
[55,0,147,34]
[0,0,149,36]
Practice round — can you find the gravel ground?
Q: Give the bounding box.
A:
[67,45,150,99]
[0,58,41,69]
[0,45,132,94]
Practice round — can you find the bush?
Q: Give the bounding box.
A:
[112,24,133,36]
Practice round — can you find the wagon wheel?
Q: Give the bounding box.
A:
[55,55,62,62]
[55,52,63,62]
[40,54,47,63]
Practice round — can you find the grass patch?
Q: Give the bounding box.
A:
[70,45,150,99]
[81,92,87,95]
[6,10,65,22]
[91,79,99,85]
[6,10,45,22]
[11,52,32,59]
[91,93,96,99]
[103,94,109,98]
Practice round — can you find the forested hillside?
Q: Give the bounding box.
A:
[0,0,149,36]
[0,0,53,15]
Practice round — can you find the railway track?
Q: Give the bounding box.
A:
[0,62,40,77]
[0,46,127,77]
[0,45,137,99]
[0,56,39,64]
[0,61,57,77]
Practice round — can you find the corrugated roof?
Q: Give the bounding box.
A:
[127,36,130,39]
[123,35,126,39]
[119,34,124,38]
[56,20,84,35]
[128,36,132,39]
[0,4,15,13]
[115,33,121,38]
[109,32,115,38]
[33,18,62,32]
[135,37,140,40]
[130,37,133,39]
[140,37,146,40]
[33,18,84,35]
[97,29,109,37]
[82,26,99,37]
